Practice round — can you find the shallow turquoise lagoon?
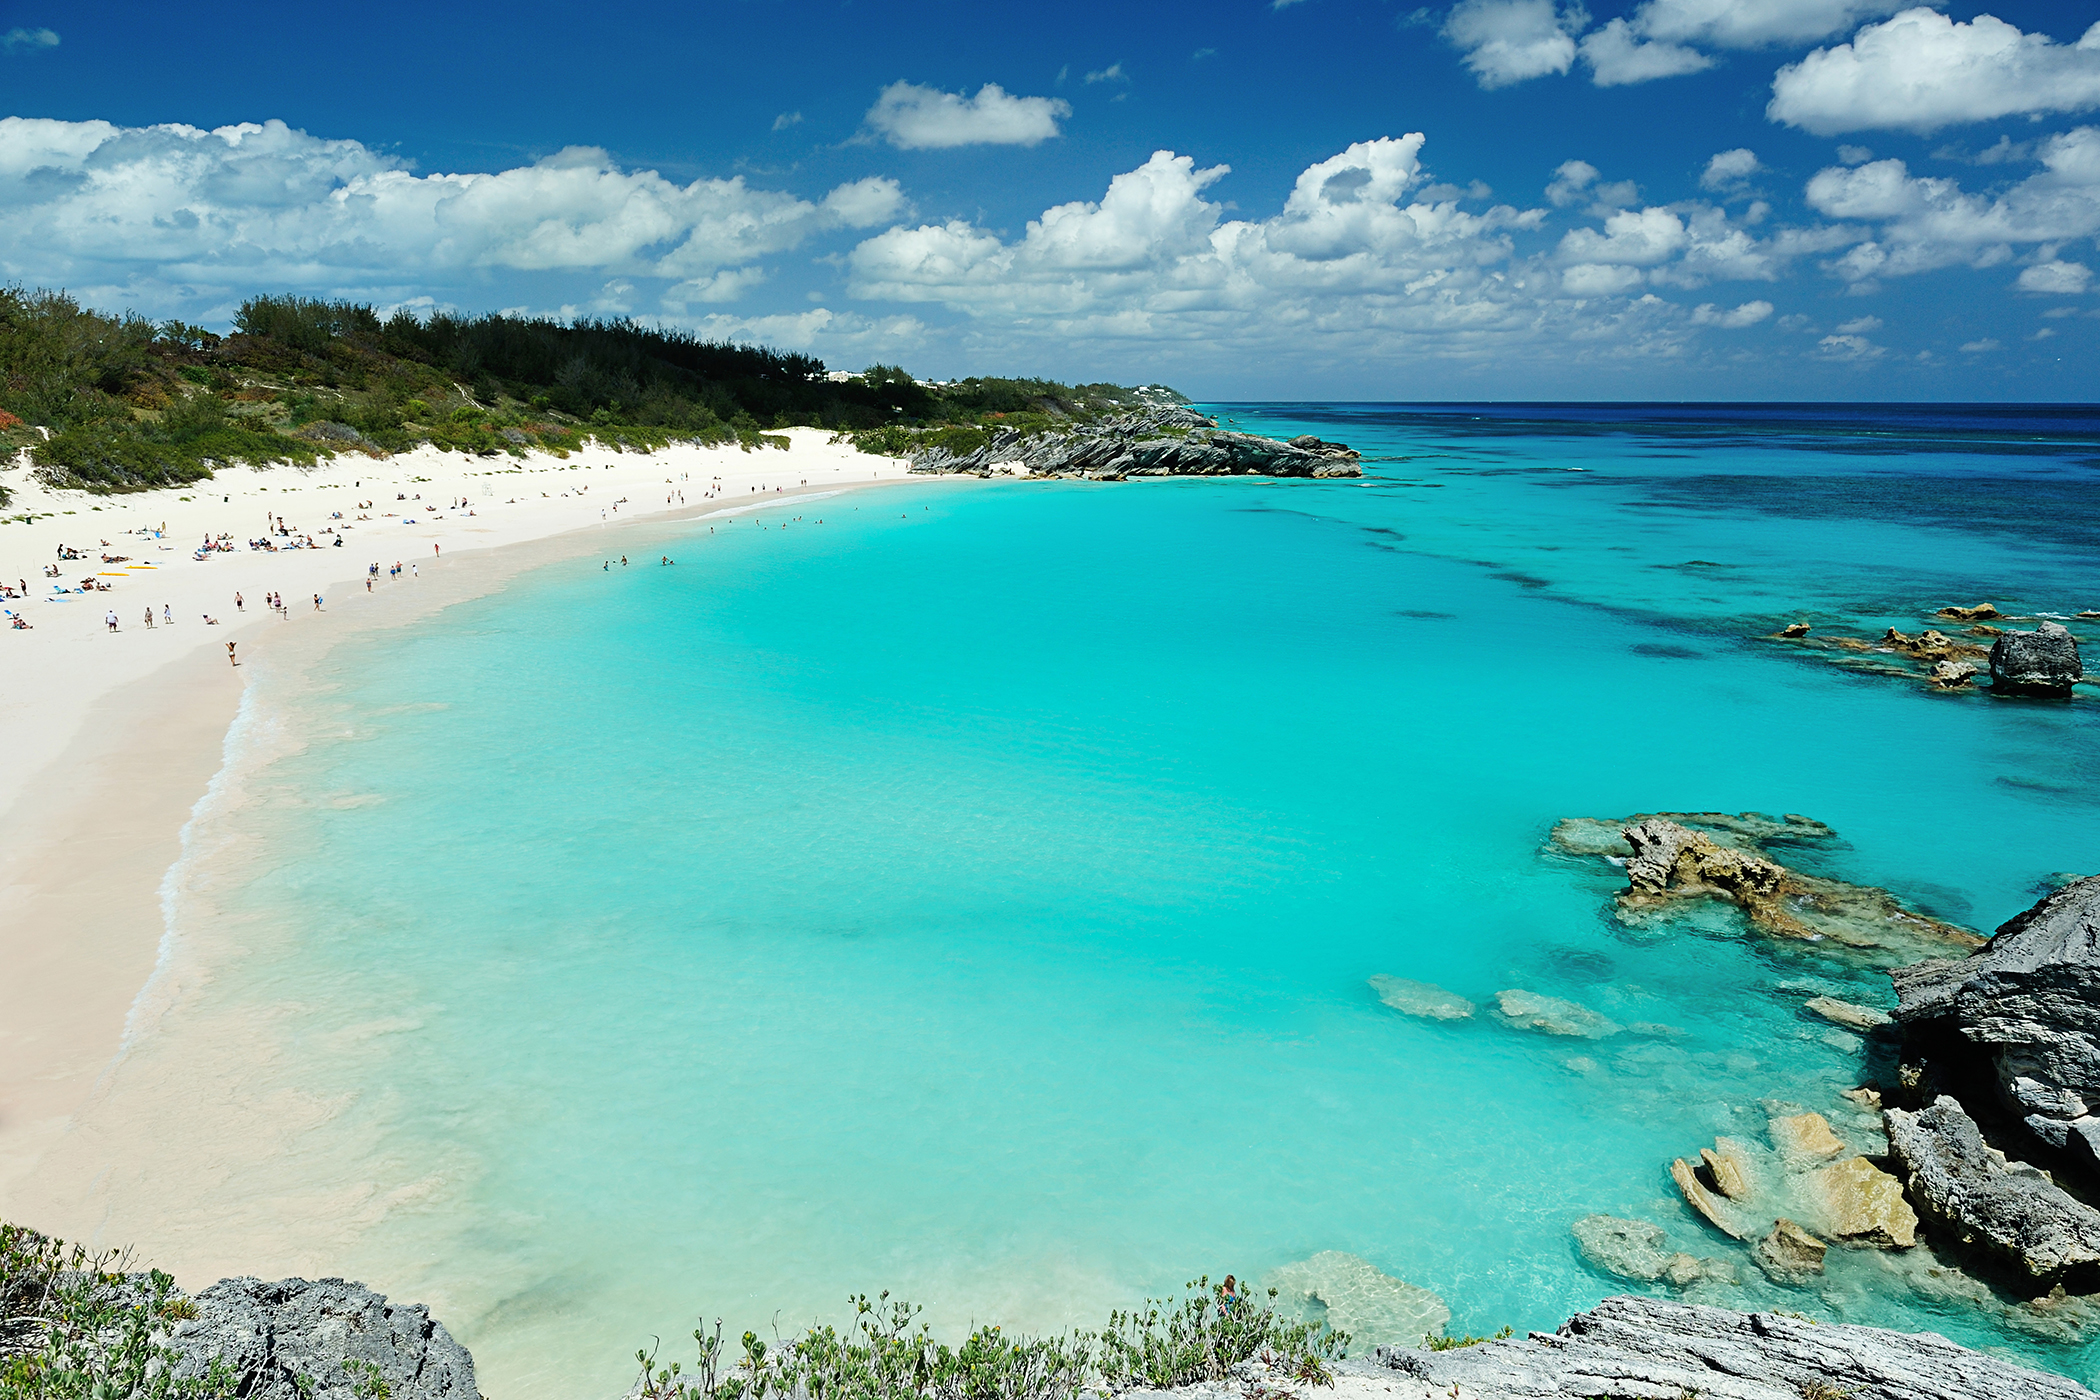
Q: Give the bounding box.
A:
[190,405,2098,1396]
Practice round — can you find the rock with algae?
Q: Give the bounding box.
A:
[1366,974,1474,1021]
[1491,989,1620,1038]
[1262,1250,1449,1347]
[1571,1215,1736,1288]
[1551,811,1981,962]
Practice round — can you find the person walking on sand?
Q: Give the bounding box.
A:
[162,603,172,625]
[313,593,323,611]
[235,592,244,612]
[143,607,154,629]
[106,609,119,632]
[227,641,238,667]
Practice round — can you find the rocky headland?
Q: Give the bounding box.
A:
[904,406,1364,480]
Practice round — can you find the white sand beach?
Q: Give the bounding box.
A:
[0,431,918,1224]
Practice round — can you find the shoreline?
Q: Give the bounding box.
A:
[0,431,929,1228]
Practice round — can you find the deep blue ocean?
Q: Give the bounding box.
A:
[145,404,2100,1397]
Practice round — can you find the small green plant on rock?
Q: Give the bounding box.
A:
[1425,1325,1513,1351]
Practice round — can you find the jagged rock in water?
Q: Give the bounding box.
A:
[167,1277,477,1400]
[1938,602,2003,621]
[1990,622,2084,697]
[1807,995,1894,1031]
[1892,875,2100,1172]
[1884,1095,2100,1286]
[1369,1294,2097,1399]
[1672,1155,1753,1239]
[1262,1250,1449,1347]
[1579,815,1981,961]
[1930,659,1980,688]
[1769,1111,1849,1164]
[1806,1155,1918,1248]
[1754,1218,1829,1282]
[1367,974,1474,1020]
[1700,1139,1757,1199]
[906,406,1362,480]
[1492,988,1620,1038]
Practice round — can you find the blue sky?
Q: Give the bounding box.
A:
[3,0,2097,398]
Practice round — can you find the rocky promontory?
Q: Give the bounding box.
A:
[905,406,1363,480]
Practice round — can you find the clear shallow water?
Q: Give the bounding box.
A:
[154,406,2099,1396]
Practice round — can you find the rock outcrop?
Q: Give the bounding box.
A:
[906,407,1363,480]
[1891,875,2100,1170]
[1571,1215,1736,1288]
[1884,1096,2100,1287]
[1990,623,2084,696]
[167,1277,479,1400]
[1596,815,1981,960]
[1369,1294,2096,1400]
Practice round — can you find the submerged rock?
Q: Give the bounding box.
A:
[168,1277,478,1400]
[1753,1218,1828,1282]
[1572,1215,1735,1289]
[1806,995,1893,1031]
[1769,1111,1849,1164]
[1492,988,1620,1038]
[1262,1250,1449,1347]
[1884,1095,2100,1286]
[1991,622,2084,696]
[1892,875,2100,1172]
[1370,1294,2097,1400]
[1367,974,1474,1021]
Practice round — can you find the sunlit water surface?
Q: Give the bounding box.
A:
[156,405,2100,1396]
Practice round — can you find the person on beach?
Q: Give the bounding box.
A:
[143,607,154,629]
[434,543,441,558]
[235,592,244,612]
[313,593,323,610]
[162,604,172,625]
[106,609,119,632]
[227,641,238,667]
[1217,1277,1243,1317]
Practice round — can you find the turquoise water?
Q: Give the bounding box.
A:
[166,405,2098,1396]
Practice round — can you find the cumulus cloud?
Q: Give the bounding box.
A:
[1633,0,1899,49]
[0,116,906,317]
[1803,127,2100,280]
[1443,0,1583,89]
[1960,336,2001,351]
[1701,148,1762,191]
[1578,19,1712,86]
[2018,259,2093,293]
[861,81,1070,149]
[3,26,59,51]
[1817,332,1884,359]
[1770,9,2100,135]
[1544,159,1638,211]
[1690,299,1774,326]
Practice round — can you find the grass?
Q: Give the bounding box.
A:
[0,1223,238,1400]
[634,1279,1348,1400]
[1423,1325,1512,1351]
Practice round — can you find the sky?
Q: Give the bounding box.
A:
[2,0,2098,399]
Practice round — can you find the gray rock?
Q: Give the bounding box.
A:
[1892,875,2100,1169]
[906,407,1362,480]
[1930,658,1979,687]
[1571,1215,1670,1281]
[1883,1096,2100,1285]
[1990,622,2083,696]
[167,1277,479,1400]
[1493,988,1620,1038]
[1806,995,1893,1032]
[1369,1294,2094,1400]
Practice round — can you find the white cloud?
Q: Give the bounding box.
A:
[1084,63,1128,84]
[2,26,59,52]
[1544,159,1638,211]
[1443,0,1583,89]
[1836,144,1873,164]
[1770,9,2100,135]
[2018,259,2093,293]
[1803,127,2100,280]
[1558,207,1691,265]
[1959,336,2001,351]
[1633,0,1899,49]
[1817,332,1885,359]
[1835,313,1882,332]
[1578,19,1712,86]
[1700,148,1762,191]
[1690,299,1775,326]
[0,116,901,314]
[861,81,1069,150]
[772,112,803,132]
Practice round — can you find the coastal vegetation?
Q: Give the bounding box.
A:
[0,284,1184,505]
[633,1280,1347,1400]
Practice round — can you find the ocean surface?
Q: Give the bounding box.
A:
[137,404,2100,1397]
